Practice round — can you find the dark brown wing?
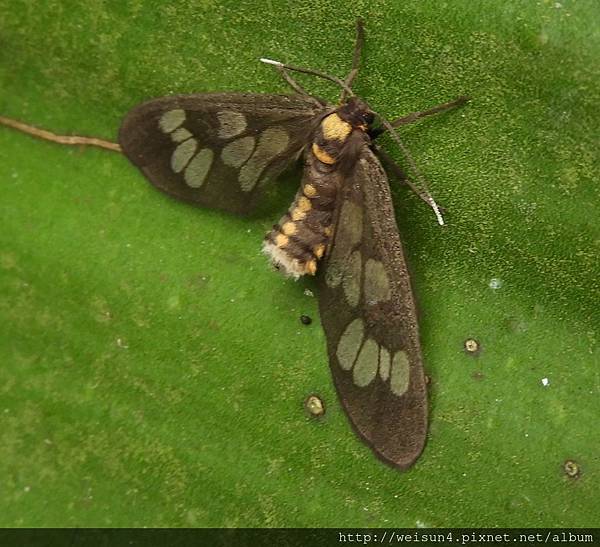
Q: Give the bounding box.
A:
[119,93,325,215]
[317,147,428,470]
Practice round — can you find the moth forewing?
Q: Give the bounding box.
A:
[118,93,324,216]
[317,149,427,469]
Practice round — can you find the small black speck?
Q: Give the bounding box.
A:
[300,315,312,325]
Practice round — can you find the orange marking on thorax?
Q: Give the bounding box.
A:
[321,113,352,141]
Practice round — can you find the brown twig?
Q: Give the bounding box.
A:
[0,115,122,152]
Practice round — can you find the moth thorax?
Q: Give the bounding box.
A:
[311,112,353,166]
[262,181,335,278]
[337,97,375,131]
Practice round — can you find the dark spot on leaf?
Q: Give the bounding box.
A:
[300,314,312,325]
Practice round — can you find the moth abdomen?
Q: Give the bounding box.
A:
[263,179,334,277]
[262,101,375,278]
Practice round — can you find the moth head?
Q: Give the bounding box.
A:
[338,97,375,131]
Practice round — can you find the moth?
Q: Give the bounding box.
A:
[1,20,467,469]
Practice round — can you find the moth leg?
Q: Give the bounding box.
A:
[276,67,326,106]
[389,96,469,128]
[368,96,469,140]
[373,146,446,213]
[341,18,365,102]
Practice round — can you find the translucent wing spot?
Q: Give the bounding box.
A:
[364,259,391,304]
[336,318,364,371]
[171,127,192,143]
[159,109,186,133]
[217,111,247,139]
[342,250,362,308]
[390,351,410,396]
[352,338,379,387]
[184,148,214,188]
[171,138,198,173]
[325,260,343,288]
[379,346,391,382]
[221,136,256,168]
[337,200,363,250]
[239,127,289,192]
[325,200,363,289]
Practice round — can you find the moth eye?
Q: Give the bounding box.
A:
[363,112,375,125]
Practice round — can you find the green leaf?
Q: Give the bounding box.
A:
[0,0,598,527]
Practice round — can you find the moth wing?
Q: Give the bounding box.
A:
[119,93,324,215]
[317,148,428,469]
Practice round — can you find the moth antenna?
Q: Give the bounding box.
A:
[259,58,283,67]
[389,95,469,128]
[260,58,354,97]
[430,197,445,226]
[377,115,445,226]
[0,115,121,152]
[341,18,365,102]
[261,59,327,105]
